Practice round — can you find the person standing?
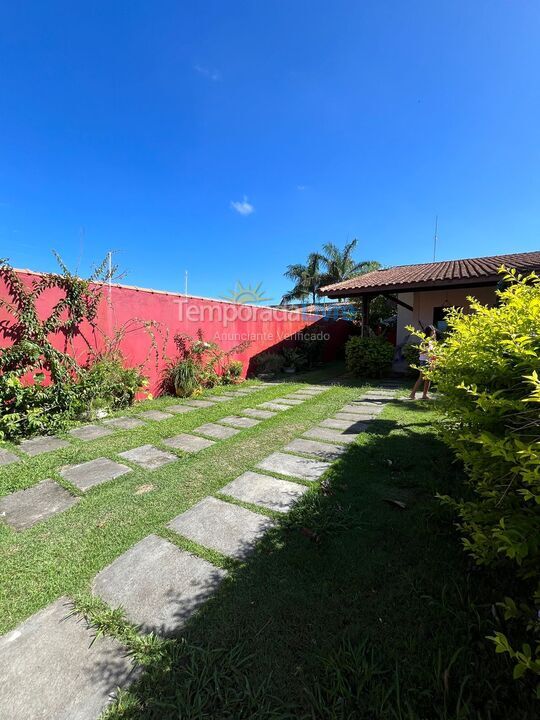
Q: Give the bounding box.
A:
[409,325,437,400]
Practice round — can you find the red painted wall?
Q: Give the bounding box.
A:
[0,270,353,394]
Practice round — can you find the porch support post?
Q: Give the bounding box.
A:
[361,294,371,336]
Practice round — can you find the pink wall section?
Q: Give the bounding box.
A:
[0,270,353,394]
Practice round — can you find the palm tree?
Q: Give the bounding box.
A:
[281,253,324,305]
[319,239,380,285]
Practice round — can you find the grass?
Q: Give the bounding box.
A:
[0,366,536,718]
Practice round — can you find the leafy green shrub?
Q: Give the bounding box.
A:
[164,358,200,397]
[300,335,326,367]
[282,346,307,371]
[0,371,82,440]
[402,342,420,366]
[254,352,283,375]
[162,330,251,395]
[426,270,540,693]
[222,360,243,384]
[79,353,147,410]
[345,336,394,377]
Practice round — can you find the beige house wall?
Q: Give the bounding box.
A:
[396,285,497,346]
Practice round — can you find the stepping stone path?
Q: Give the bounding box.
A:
[206,396,231,403]
[60,457,131,492]
[303,427,358,444]
[119,444,178,470]
[193,423,240,440]
[0,449,19,467]
[169,496,274,559]
[221,471,308,513]
[138,409,174,421]
[0,479,79,530]
[93,534,226,635]
[283,438,347,461]
[320,418,368,432]
[257,451,330,482]
[162,433,215,452]
[19,435,69,457]
[218,415,260,429]
[102,417,146,430]
[1,382,397,718]
[241,408,276,420]
[69,424,114,441]
[167,404,196,414]
[334,412,374,422]
[0,597,136,720]
[258,402,291,411]
[340,403,382,416]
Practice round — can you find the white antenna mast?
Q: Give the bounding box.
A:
[185,270,188,296]
[107,250,112,297]
[432,215,439,262]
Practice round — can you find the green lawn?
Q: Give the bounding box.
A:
[0,367,535,719]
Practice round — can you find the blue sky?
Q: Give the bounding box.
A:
[1,1,539,302]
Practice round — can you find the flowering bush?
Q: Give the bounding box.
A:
[426,270,540,694]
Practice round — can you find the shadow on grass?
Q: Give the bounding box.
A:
[100,412,535,720]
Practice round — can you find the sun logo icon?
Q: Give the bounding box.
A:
[221,280,273,305]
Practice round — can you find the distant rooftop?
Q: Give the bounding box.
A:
[320,250,540,296]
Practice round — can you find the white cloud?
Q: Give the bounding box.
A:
[194,64,221,81]
[230,196,255,216]
[297,185,307,191]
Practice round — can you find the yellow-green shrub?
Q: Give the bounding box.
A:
[426,270,540,694]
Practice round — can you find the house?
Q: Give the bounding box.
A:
[319,250,540,351]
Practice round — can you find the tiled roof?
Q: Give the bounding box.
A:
[320,251,540,296]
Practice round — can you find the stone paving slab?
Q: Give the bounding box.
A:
[206,396,231,403]
[0,479,80,531]
[218,415,261,429]
[167,404,197,414]
[184,399,216,408]
[340,403,382,416]
[303,427,358,445]
[118,444,178,470]
[272,397,305,405]
[335,412,375,422]
[0,597,136,720]
[60,457,131,492]
[241,408,277,420]
[282,393,310,401]
[220,471,308,513]
[162,433,215,452]
[258,402,291,411]
[283,438,347,461]
[320,418,368,432]
[0,448,20,466]
[168,496,274,559]
[291,390,319,397]
[298,387,327,394]
[256,451,330,481]
[19,435,70,457]
[137,410,174,421]
[193,422,240,439]
[102,417,146,430]
[68,424,114,441]
[218,391,239,397]
[93,534,226,636]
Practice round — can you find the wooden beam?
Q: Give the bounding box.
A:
[381,293,413,312]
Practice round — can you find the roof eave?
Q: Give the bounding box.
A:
[320,276,501,298]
